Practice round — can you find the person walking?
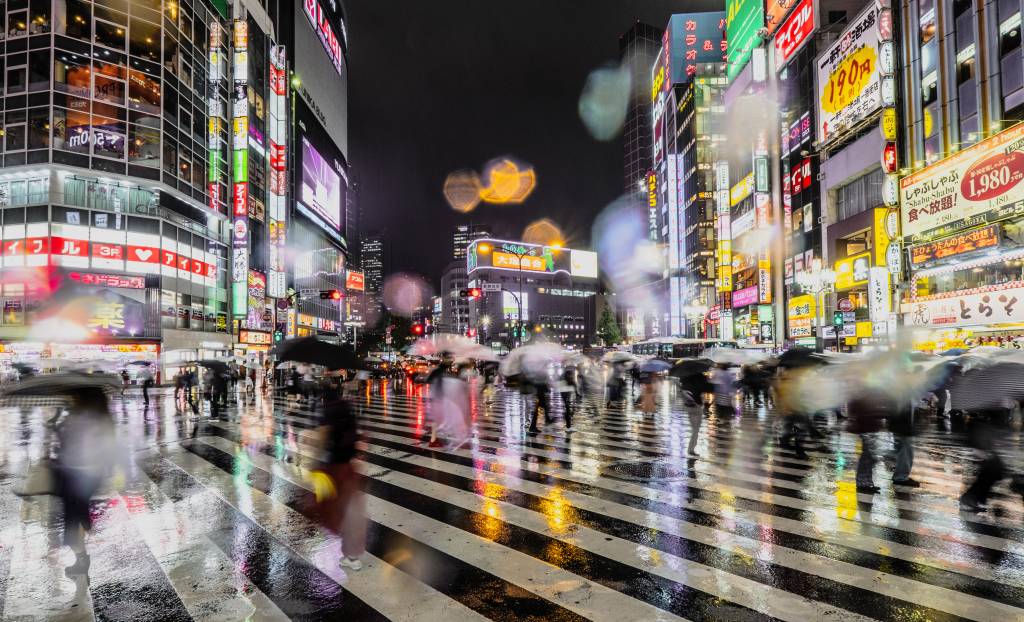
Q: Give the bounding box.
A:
[847,394,888,494]
[55,387,118,576]
[314,377,366,571]
[557,363,578,430]
[680,371,714,457]
[889,402,920,487]
[710,364,736,417]
[139,364,154,406]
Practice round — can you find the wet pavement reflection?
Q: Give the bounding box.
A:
[3,383,1024,621]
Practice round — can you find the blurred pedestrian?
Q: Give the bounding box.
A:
[55,387,118,576]
[679,372,714,457]
[557,363,578,429]
[527,374,552,435]
[710,364,736,417]
[313,376,366,571]
[139,364,154,406]
[847,394,888,494]
[889,402,920,487]
[638,370,657,415]
[606,362,626,408]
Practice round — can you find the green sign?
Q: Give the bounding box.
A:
[210,0,229,19]
[232,282,247,317]
[726,0,764,80]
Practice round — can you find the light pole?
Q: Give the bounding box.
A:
[795,259,836,353]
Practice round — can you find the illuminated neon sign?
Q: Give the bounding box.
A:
[304,0,343,75]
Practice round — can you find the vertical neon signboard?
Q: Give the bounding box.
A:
[267,45,288,298]
[230,20,249,317]
[207,22,224,214]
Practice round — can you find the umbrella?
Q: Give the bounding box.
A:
[939,348,967,357]
[948,361,1024,411]
[670,358,713,380]
[1,371,122,397]
[128,361,153,366]
[195,359,229,373]
[602,350,635,363]
[271,337,363,370]
[777,346,827,369]
[705,347,761,365]
[639,359,672,373]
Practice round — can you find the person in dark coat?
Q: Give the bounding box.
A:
[888,402,919,487]
[847,394,889,493]
[316,379,366,571]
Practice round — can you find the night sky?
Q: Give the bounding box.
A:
[347,0,720,285]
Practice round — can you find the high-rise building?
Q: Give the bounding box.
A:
[360,233,386,316]
[0,0,353,377]
[619,22,662,198]
[439,260,469,334]
[452,223,491,260]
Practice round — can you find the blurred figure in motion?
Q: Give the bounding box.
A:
[55,387,118,576]
[315,375,366,571]
[426,353,472,447]
[710,363,736,417]
[139,364,154,406]
[638,369,658,415]
[679,371,714,457]
[606,362,627,408]
[527,365,552,434]
[847,393,889,494]
[556,362,578,429]
[888,400,919,487]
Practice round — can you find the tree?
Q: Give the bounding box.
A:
[597,305,621,346]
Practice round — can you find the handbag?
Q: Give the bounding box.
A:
[14,459,56,497]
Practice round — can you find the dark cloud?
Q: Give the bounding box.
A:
[348,0,721,283]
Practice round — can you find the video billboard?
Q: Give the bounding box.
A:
[299,137,342,230]
[665,12,727,83]
[467,239,599,279]
[293,0,348,158]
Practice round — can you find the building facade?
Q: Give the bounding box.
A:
[465,238,599,349]
[360,232,385,320]
[451,223,489,261]
[0,0,355,378]
[439,259,468,334]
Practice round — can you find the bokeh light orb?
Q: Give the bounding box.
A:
[382,273,432,318]
[578,62,631,141]
[443,170,483,213]
[479,158,536,204]
[521,219,563,247]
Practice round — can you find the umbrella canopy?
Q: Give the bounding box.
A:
[948,361,1024,411]
[639,359,672,373]
[271,337,363,370]
[1,371,122,397]
[704,347,762,365]
[502,340,568,380]
[602,350,635,363]
[195,360,229,373]
[777,346,827,369]
[670,358,713,380]
[128,360,153,366]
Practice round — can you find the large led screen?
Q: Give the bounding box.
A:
[299,136,342,231]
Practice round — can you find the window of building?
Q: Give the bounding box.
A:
[8,9,28,38]
[94,19,125,50]
[129,17,160,62]
[4,123,25,151]
[56,0,91,38]
[52,108,91,154]
[29,0,49,34]
[53,52,90,97]
[94,72,126,106]
[128,69,160,115]
[27,49,48,92]
[129,123,160,166]
[1001,10,1022,56]
[6,64,26,94]
[835,168,884,221]
[958,46,977,84]
[27,107,48,149]
[91,115,126,159]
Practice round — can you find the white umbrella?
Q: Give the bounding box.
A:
[705,347,764,365]
[602,350,635,363]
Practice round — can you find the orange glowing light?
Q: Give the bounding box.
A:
[443,170,483,213]
[479,159,536,204]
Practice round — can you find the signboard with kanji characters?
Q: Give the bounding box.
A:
[726,0,763,80]
[905,284,1024,328]
[908,225,1000,268]
[665,12,727,82]
[900,121,1024,241]
[815,2,882,144]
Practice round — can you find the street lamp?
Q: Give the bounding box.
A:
[795,259,837,353]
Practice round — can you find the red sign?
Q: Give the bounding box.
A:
[26,237,48,255]
[270,142,287,171]
[838,298,855,312]
[269,64,287,96]
[791,160,814,192]
[208,182,220,214]
[346,270,365,292]
[206,263,216,278]
[91,242,124,260]
[191,259,206,275]
[705,305,722,325]
[177,256,191,271]
[51,237,87,256]
[3,239,24,256]
[882,141,898,173]
[161,250,178,268]
[69,272,145,289]
[774,0,815,70]
[128,245,159,263]
[233,182,248,216]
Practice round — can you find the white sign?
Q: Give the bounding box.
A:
[815,3,882,144]
[868,266,891,321]
[904,285,1024,328]
[900,121,1024,241]
[481,283,502,292]
[731,210,755,237]
[570,249,599,279]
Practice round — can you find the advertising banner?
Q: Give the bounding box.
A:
[900,122,1024,241]
[909,225,1000,268]
[834,251,871,290]
[787,294,815,337]
[726,0,764,80]
[733,285,760,308]
[345,269,365,291]
[815,2,881,144]
[774,0,815,71]
[905,284,1024,328]
[665,12,727,82]
[868,267,892,321]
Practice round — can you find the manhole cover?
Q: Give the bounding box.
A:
[601,460,690,482]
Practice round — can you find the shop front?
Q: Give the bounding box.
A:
[728,285,774,346]
[235,329,273,368]
[161,329,232,383]
[0,341,160,379]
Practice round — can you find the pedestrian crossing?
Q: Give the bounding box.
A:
[3,384,1024,620]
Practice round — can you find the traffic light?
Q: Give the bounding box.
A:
[833,310,844,328]
[412,324,424,335]
[459,288,482,299]
[273,330,283,342]
[320,290,343,300]
[466,328,477,337]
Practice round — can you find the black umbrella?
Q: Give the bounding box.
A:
[271,337,363,370]
[1,371,122,397]
[948,361,1024,411]
[670,358,713,380]
[128,360,153,366]
[195,360,229,373]
[777,346,827,370]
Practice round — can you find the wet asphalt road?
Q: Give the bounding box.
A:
[2,382,1024,621]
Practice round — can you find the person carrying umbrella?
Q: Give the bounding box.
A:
[556,362,579,430]
[138,364,154,406]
